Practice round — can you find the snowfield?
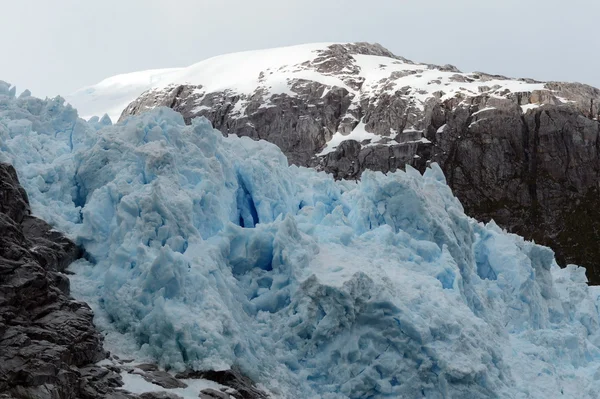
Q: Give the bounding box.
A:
[3,80,600,398]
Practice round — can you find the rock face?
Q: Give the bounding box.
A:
[0,162,108,398]
[118,42,600,284]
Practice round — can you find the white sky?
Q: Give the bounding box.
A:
[1,0,598,98]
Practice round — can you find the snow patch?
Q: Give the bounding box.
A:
[521,103,542,112]
[318,121,383,155]
[472,106,496,116]
[120,372,225,399]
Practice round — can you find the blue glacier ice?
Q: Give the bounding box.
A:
[3,81,600,398]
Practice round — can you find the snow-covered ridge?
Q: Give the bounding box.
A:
[67,42,548,125]
[67,43,338,121]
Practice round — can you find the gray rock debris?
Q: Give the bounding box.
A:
[176,369,267,399]
[132,369,188,389]
[138,393,184,399]
[107,359,270,399]
[199,388,230,399]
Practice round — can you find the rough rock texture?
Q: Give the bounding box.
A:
[176,369,267,399]
[132,369,187,390]
[120,42,600,284]
[137,393,182,399]
[0,162,108,398]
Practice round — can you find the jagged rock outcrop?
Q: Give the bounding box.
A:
[176,369,268,399]
[0,162,108,398]
[116,42,600,284]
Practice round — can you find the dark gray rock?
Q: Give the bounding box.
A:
[132,370,188,389]
[21,215,81,272]
[0,163,111,398]
[120,43,600,284]
[106,392,138,399]
[78,365,126,398]
[134,364,159,372]
[176,369,267,399]
[0,164,30,224]
[198,388,229,399]
[138,393,184,399]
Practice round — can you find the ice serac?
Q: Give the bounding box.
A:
[90,42,600,283]
[0,82,269,399]
[5,83,600,398]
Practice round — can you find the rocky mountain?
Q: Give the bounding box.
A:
[67,42,600,283]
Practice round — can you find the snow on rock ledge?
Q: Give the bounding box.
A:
[2,84,600,398]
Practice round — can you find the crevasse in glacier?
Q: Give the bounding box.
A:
[2,80,600,398]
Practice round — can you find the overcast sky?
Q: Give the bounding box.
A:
[1,0,598,98]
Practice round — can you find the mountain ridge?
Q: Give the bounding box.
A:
[68,41,587,122]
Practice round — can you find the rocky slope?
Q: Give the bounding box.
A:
[0,162,110,398]
[69,42,600,283]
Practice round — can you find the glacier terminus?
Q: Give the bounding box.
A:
[2,80,600,398]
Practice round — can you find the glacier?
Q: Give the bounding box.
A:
[3,80,600,398]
